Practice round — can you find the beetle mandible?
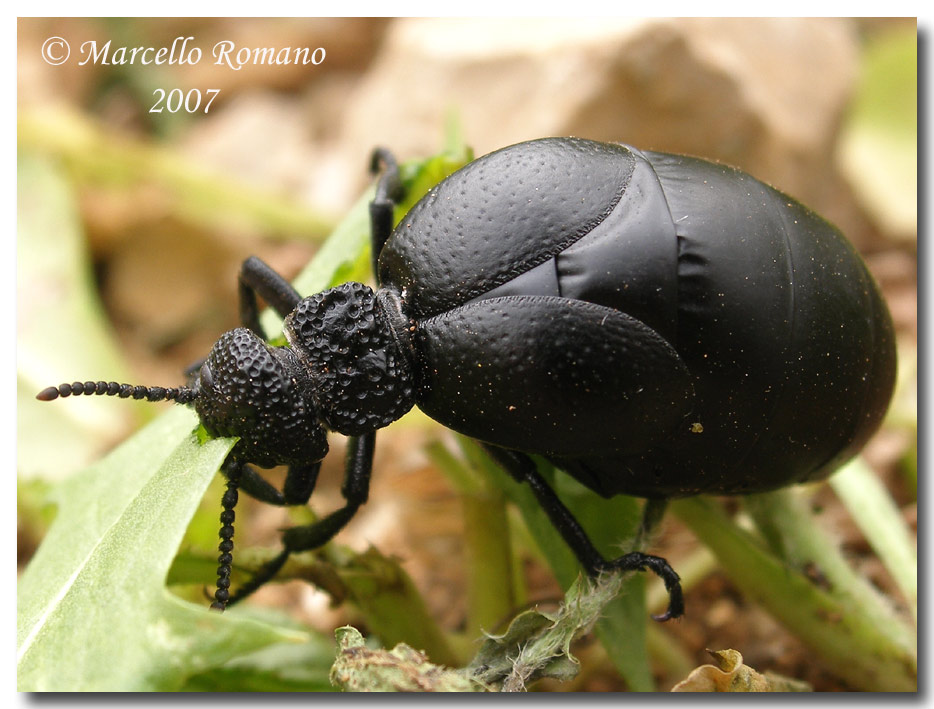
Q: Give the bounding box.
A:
[38,137,897,621]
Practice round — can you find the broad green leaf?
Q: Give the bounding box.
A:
[180,628,338,692]
[17,406,308,691]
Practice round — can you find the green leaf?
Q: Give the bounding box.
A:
[180,632,338,692]
[16,406,308,691]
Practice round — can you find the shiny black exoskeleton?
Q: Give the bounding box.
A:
[38,138,897,620]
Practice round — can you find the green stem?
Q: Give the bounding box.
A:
[828,459,917,619]
[671,496,916,691]
[426,441,519,643]
[744,487,914,636]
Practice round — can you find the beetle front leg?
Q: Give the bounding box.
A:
[368,147,404,280]
[238,255,303,337]
[219,455,322,508]
[482,445,684,621]
[210,457,322,610]
[185,255,295,377]
[223,433,375,608]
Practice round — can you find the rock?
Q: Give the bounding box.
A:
[341,18,860,225]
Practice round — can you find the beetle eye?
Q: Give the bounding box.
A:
[199,362,214,391]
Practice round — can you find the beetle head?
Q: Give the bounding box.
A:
[35,282,417,463]
[193,327,328,467]
[36,326,329,468]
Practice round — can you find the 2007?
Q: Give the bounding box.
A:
[150,88,221,114]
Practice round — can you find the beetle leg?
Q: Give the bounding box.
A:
[238,255,302,337]
[222,459,285,506]
[636,498,669,548]
[368,147,404,279]
[481,445,684,621]
[224,432,375,607]
[210,459,322,609]
[282,461,322,505]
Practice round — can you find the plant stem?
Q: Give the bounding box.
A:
[828,458,917,619]
[670,495,916,691]
[426,441,519,643]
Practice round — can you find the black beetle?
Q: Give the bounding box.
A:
[38,137,896,621]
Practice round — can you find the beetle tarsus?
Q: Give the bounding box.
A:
[597,551,684,621]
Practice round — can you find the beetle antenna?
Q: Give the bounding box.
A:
[36,381,198,404]
[210,461,242,611]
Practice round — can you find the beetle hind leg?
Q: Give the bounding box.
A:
[596,551,683,622]
[482,445,684,621]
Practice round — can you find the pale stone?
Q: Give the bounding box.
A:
[340,18,859,223]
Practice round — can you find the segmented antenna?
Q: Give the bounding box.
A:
[37,377,247,612]
[36,381,197,404]
[211,461,241,611]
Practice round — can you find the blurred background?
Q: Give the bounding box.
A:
[17,17,917,691]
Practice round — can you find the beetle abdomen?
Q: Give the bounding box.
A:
[641,152,896,493]
[384,138,896,497]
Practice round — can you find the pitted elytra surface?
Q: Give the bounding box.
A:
[285,282,415,435]
[378,138,636,319]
